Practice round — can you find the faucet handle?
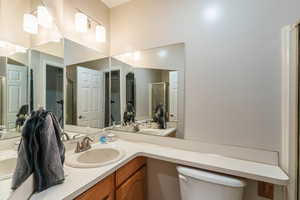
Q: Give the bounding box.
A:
[75,136,93,153]
[83,136,93,148]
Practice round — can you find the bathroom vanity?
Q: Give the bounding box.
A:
[75,157,147,200]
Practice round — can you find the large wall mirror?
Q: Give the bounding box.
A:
[64,39,110,130]
[0,0,63,140]
[29,38,64,125]
[0,44,30,140]
[109,43,185,138]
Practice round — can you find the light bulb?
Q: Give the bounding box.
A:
[75,12,88,33]
[0,41,7,48]
[96,25,106,43]
[37,6,53,28]
[23,14,38,34]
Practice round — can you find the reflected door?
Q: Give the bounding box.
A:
[46,65,64,125]
[77,67,103,128]
[7,64,28,129]
[111,70,121,124]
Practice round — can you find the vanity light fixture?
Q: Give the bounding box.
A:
[75,12,88,33]
[95,25,106,43]
[37,6,53,28]
[23,14,38,34]
[0,41,7,48]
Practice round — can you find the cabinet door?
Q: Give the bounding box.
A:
[116,157,146,187]
[75,174,115,200]
[116,166,146,200]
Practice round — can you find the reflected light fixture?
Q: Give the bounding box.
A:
[0,41,7,48]
[37,6,53,28]
[75,12,88,33]
[203,5,221,22]
[23,14,38,34]
[96,25,106,43]
[133,51,141,61]
[158,50,167,57]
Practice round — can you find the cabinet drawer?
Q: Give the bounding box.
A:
[116,166,147,200]
[75,174,115,200]
[116,157,146,187]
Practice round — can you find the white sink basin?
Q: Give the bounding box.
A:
[66,145,125,168]
[0,157,17,180]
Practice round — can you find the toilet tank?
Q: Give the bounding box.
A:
[177,166,246,200]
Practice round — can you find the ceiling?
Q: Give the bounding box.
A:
[102,0,131,8]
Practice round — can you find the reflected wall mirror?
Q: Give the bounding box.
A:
[109,43,185,138]
[64,38,110,129]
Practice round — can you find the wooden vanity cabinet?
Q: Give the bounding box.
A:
[74,157,147,200]
[75,174,115,200]
[116,166,146,200]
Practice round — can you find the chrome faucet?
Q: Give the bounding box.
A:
[61,131,70,141]
[75,136,94,153]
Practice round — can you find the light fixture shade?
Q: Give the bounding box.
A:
[37,6,53,28]
[23,14,38,34]
[0,41,7,48]
[96,25,106,42]
[75,12,88,33]
[15,45,27,53]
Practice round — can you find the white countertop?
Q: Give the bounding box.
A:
[26,139,288,200]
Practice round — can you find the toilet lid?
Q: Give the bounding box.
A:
[176,166,246,188]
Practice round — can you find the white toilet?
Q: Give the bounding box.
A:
[177,166,246,200]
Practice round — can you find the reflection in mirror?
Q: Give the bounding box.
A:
[28,3,64,127]
[65,38,109,129]
[29,39,64,126]
[0,42,29,140]
[110,43,185,138]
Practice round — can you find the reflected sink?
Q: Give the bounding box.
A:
[0,157,17,180]
[139,129,162,136]
[66,146,125,168]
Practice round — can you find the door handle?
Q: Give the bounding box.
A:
[78,115,83,119]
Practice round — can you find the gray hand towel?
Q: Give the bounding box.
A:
[12,110,65,192]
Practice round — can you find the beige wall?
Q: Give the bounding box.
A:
[0,0,31,47]
[0,0,62,49]
[110,0,300,152]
